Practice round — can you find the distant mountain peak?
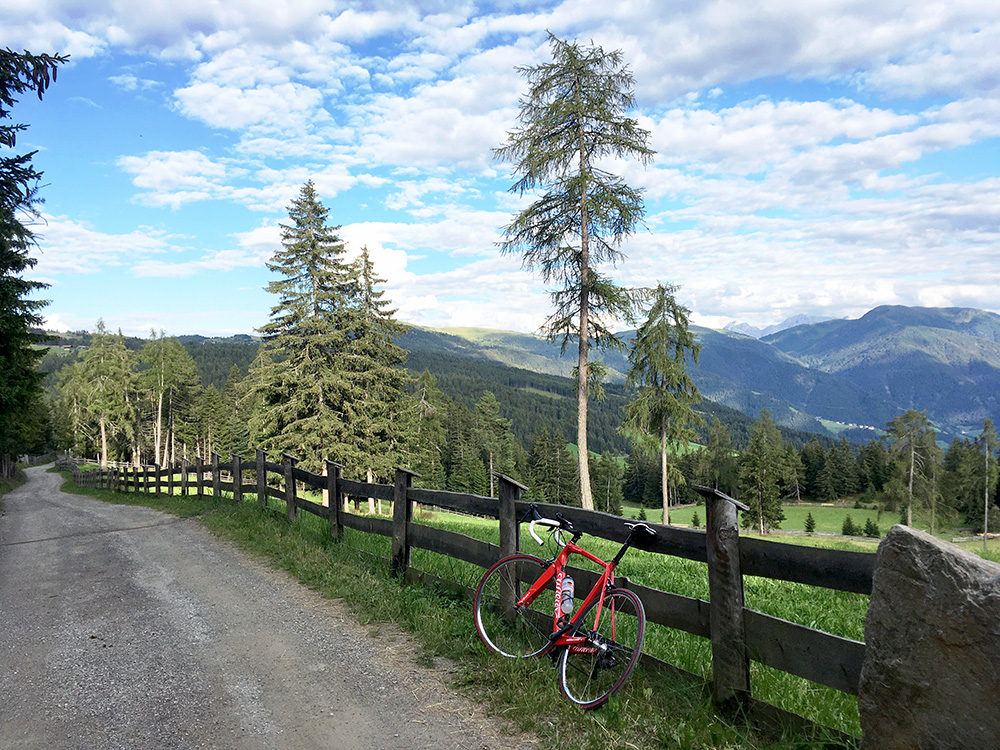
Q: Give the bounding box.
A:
[725,314,835,339]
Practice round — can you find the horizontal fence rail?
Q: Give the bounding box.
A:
[67,450,872,712]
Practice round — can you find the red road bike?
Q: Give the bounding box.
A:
[473,506,656,709]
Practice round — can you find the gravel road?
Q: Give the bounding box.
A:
[0,465,536,750]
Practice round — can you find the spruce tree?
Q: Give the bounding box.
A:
[255,181,352,471]
[863,517,881,538]
[0,49,67,477]
[804,511,816,534]
[495,34,653,511]
[338,245,412,481]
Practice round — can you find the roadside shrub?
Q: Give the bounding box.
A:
[841,515,858,536]
[863,518,881,538]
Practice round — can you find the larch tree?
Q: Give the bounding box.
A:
[474,390,520,496]
[61,321,136,468]
[138,330,201,466]
[738,410,786,534]
[220,364,250,458]
[411,369,448,489]
[495,34,653,510]
[622,284,701,525]
[699,418,737,496]
[0,49,66,476]
[885,409,940,528]
[978,418,998,551]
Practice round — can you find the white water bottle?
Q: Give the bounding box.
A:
[560,576,575,615]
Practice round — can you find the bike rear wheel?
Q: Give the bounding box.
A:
[557,587,645,709]
[473,554,553,658]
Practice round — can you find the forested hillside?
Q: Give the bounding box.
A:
[765,306,1000,437]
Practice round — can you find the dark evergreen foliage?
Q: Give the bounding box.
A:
[0,49,66,475]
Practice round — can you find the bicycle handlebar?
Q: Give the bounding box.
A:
[528,517,565,547]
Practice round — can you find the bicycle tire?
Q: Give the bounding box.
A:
[557,587,645,709]
[473,554,554,658]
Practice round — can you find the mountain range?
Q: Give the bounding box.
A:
[40,304,1000,446]
[401,305,1000,444]
[723,314,833,339]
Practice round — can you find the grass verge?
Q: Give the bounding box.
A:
[0,470,27,512]
[54,471,856,750]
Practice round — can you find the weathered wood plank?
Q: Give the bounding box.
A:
[298,497,330,519]
[291,465,323,487]
[514,501,708,563]
[408,524,498,569]
[617,578,712,639]
[743,609,865,695]
[342,513,393,537]
[740,537,874,594]
[407,487,498,517]
[339,478,394,502]
[263,460,284,475]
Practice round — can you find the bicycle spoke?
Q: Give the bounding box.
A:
[474,555,554,659]
[558,589,645,709]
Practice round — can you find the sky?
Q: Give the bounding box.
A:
[3,0,999,338]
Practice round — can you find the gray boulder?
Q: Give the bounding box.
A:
[859,524,1000,749]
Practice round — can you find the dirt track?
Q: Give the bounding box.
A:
[0,465,535,749]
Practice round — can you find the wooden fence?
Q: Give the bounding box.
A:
[70,450,873,711]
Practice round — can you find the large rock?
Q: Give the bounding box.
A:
[859,524,1000,749]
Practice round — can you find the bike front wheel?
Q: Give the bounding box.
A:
[473,554,553,658]
[558,587,646,709]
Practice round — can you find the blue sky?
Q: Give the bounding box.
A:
[4,1,999,337]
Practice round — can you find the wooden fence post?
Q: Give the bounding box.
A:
[497,474,526,560]
[256,449,267,507]
[167,461,174,497]
[232,453,242,504]
[697,484,751,711]
[196,456,205,499]
[133,464,140,494]
[282,453,298,521]
[390,467,420,578]
[181,458,189,496]
[326,460,344,542]
[212,452,220,499]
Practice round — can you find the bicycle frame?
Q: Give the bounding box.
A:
[514,538,618,657]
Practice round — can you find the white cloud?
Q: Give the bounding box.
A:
[109,73,159,91]
[32,214,173,275]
